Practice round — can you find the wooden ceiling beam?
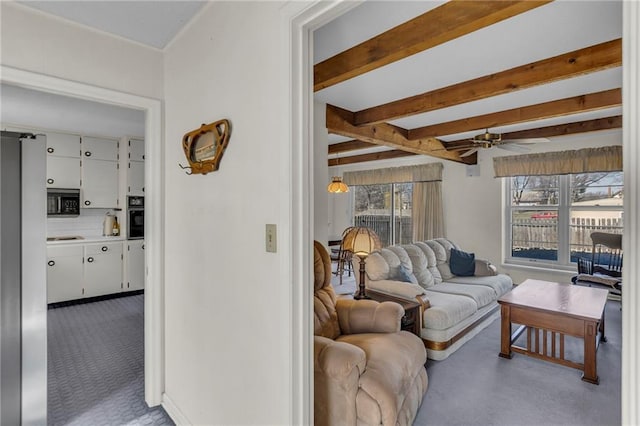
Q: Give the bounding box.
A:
[328,139,374,154]
[329,150,417,166]
[326,104,475,164]
[408,89,621,140]
[314,1,552,92]
[353,38,622,126]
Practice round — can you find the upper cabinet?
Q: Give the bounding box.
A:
[46,132,80,158]
[46,132,81,188]
[129,138,145,162]
[82,136,118,161]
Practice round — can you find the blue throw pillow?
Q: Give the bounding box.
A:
[450,248,475,277]
[396,264,418,284]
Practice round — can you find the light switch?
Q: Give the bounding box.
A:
[266,224,277,253]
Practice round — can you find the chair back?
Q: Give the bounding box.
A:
[591,232,623,277]
[313,241,341,339]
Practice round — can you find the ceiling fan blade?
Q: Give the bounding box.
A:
[459,148,479,157]
[501,137,550,144]
[496,144,530,153]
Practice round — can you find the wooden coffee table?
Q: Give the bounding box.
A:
[498,279,608,384]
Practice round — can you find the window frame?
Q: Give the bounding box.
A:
[504,173,623,271]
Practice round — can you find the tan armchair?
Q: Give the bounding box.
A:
[314,241,428,426]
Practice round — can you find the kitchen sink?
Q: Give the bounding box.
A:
[46,236,85,241]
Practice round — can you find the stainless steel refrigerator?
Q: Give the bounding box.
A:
[1,131,47,425]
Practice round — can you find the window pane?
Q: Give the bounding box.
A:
[571,172,623,205]
[510,175,559,206]
[511,209,558,261]
[394,183,413,245]
[353,184,392,246]
[570,210,624,262]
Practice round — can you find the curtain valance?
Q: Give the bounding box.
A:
[493,145,622,178]
[343,163,443,185]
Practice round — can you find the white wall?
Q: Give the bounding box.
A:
[314,100,329,244]
[327,130,622,285]
[163,2,291,424]
[0,2,163,100]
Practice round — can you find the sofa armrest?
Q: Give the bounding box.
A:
[314,336,365,426]
[474,259,498,276]
[336,299,403,334]
[366,278,426,300]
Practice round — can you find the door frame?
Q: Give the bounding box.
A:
[0,65,165,407]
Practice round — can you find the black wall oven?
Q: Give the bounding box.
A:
[127,196,144,240]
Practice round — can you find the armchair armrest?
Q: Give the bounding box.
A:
[474,259,498,276]
[335,299,403,334]
[314,336,365,426]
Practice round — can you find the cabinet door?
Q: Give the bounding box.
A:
[81,159,118,208]
[126,240,145,291]
[81,136,118,161]
[47,245,84,303]
[127,161,144,196]
[129,138,145,162]
[46,132,80,158]
[47,156,81,188]
[84,243,123,298]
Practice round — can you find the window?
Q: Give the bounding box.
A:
[352,183,413,247]
[506,172,623,268]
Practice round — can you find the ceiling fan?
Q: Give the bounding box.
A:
[453,129,550,157]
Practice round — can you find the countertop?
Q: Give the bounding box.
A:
[46,235,126,245]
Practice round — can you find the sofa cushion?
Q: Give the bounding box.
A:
[395,264,418,284]
[379,248,403,281]
[403,245,435,288]
[415,242,442,284]
[421,290,478,330]
[337,332,427,426]
[450,248,475,276]
[425,240,454,280]
[446,274,513,297]
[428,282,496,308]
[365,251,390,281]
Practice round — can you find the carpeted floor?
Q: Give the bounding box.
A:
[48,294,174,426]
[415,299,622,426]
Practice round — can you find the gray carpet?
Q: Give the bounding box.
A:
[415,300,621,426]
[48,294,174,426]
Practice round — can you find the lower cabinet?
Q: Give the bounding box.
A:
[126,240,145,291]
[46,241,125,303]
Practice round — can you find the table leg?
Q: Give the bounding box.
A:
[582,320,599,384]
[499,304,512,359]
[599,309,607,343]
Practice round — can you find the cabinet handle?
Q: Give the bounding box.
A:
[87,257,94,263]
[142,154,145,160]
[47,178,54,184]
[84,200,91,206]
[142,244,145,250]
[101,246,108,252]
[85,151,92,157]
[48,260,55,266]
[47,147,54,154]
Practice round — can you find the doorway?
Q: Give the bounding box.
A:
[0,66,164,420]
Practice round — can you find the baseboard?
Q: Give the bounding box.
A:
[162,392,191,425]
[48,289,144,309]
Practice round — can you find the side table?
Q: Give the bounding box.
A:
[366,289,422,337]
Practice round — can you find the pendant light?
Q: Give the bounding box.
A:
[327,176,349,193]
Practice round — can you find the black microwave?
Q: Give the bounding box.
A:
[47,188,80,217]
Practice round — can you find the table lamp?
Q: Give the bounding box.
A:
[343,227,381,300]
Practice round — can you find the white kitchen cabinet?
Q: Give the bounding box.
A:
[47,245,84,303]
[46,132,80,158]
[83,242,123,298]
[47,156,81,189]
[82,136,118,161]
[127,161,144,196]
[126,240,145,291]
[128,138,145,162]
[81,159,119,208]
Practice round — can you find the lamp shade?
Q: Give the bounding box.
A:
[342,227,381,257]
[327,176,349,193]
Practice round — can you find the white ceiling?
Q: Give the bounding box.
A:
[15,0,206,49]
[314,1,623,155]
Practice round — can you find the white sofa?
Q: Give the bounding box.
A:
[354,238,513,360]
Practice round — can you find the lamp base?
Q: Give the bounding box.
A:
[354,263,370,299]
[353,292,370,300]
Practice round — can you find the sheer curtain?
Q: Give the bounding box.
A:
[343,163,444,241]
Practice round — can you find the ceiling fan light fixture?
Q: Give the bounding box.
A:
[327,176,349,193]
[472,129,501,146]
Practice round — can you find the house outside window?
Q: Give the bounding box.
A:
[352,183,413,247]
[506,171,623,269]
